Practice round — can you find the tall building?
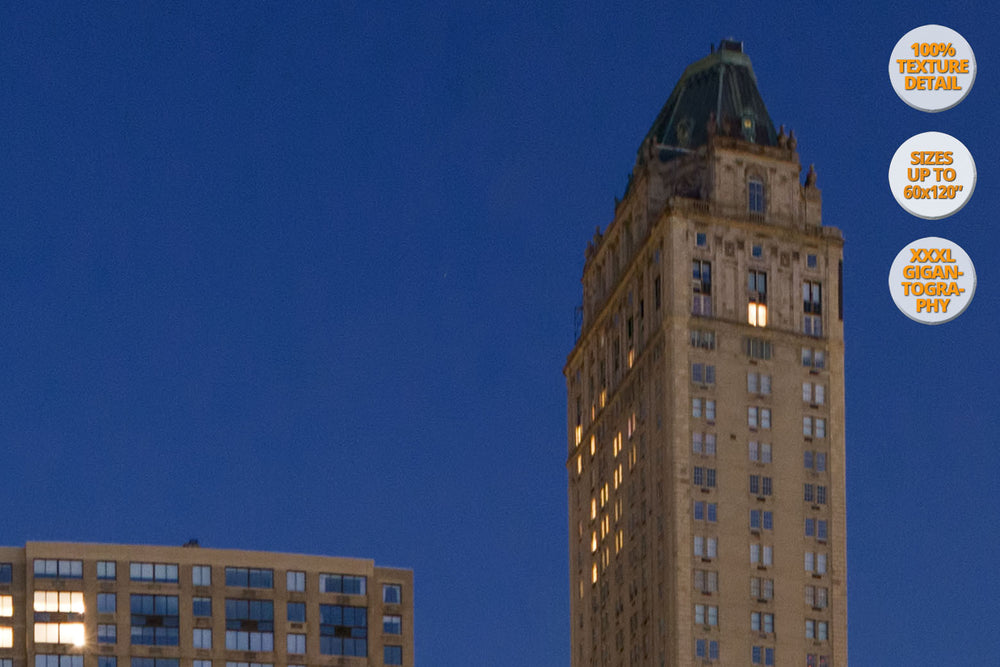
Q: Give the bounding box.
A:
[0,542,412,667]
[565,41,846,667]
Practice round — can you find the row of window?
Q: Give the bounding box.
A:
[35,656,404,667]
[696,440,828,473]
[26,562,402,603]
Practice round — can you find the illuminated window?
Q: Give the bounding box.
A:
[319,605,367,657]
[34,560,82,579]
[0,627,10,648]
[286,570,305,592]
[748,180,765,213]
[748,270,767,326]
[225,568,273,589]
[192,565,211,587]
[286,633,305,654]
[692,261,712,316]
[34,622,84,645]
[384,646,403,665]
[97,561,116,580]
[383,614,402,634]
[130,562,178,583]
[34,591,84,613]
[320,574,366,595]
[131,594,180,645]
[98,624,116,644]
[0,595,11,617]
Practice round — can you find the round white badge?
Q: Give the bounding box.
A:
[888,132,976,219]
[888,237,976,324]
[889,25,976,112]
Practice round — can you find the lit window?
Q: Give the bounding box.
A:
[97,561,116,580]
[747,270,767,327]
[286,570,305,592]
[748,180,765,213]
[34,560,83,579]
[34,591,84,613]
[192,565,211,587]
[692,261,712,316]
[0,627,11,648]
[286,633,305,654]
[130,562,178,583]
[384,645,403,665]
[382,584,402,604]
[0,595,11,617]
[319,605,367,657]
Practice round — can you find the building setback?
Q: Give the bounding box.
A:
[565,41,846,667]
[0,542,412,667]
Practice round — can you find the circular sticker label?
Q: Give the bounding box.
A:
[888,237,976,324]
[888,132,976,219]
[889,25,976,111]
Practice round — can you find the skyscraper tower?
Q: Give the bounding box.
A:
[565,41,846,667]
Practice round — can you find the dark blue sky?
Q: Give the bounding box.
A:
[2,2,997,665]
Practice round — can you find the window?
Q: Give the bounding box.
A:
[804,451,828,472]
[751,244,763,258]
[0,564,10,584]
[749,544,773,566]
[749,510,773,531]
[692,432,716,456]
[803,382,825,405]
[225,568,273,589]
[691,363,715,385]
[0,595,11,617]
[747,373,771,395]
[694,604,718,626]
[287,602,305,623]
[225,599,274,651]
[193,662,210,667]
[693,536,717,559]
[286,571,305,592]
[34,560,82,579]
[319,605,367,657]
[193,628,212,649]
[193,597,212,617]
[320,574,367,595]
[97,561,116,580]
[690,329,716,350]
[751,646,775,665]
[806,620,829,640]
[693,502,717,523]
[384,645,403,665]
[695,638,719,661]
[36,657,83,667]
[0,627,10,648]
[744,337,772,360]
[98,592,116,613]
[131,660,178,667]
[693,570,718,594]
[383,584,402,604]
[192,565,211,587]
[802,347,826,369]
[816,486,827,504]
[748,270,767,326]
[750,577,774,600]
[749,475,773,497]
[692,261,712,316]
[692,467,716,488]
[383,614,402,634]
[806,586,829,609]
[99,658,116,667]
[286,633,305,654]
[748,407,770,429]
[805,552,828,575]
[803,281,822,336]
[748,441,771,463]
[808,253,818,268]
[130,562,178,583]
[696,232,707,247]
[748,179,765,213]
[751,612,774,633]
[803,417,826,438]
[692,398,715,421]
[130,595,179,645]
[654,275,661,310]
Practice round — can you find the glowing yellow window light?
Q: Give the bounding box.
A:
[592,564,598,583]
[591,532,598,552]
[0,627,12,649]
[0,595,12,617]
[748,303,767,327]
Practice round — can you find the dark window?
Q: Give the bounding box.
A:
[320,574,366,595]
[319,605,367,657]
[384,645,403,665]
[130,595,179,645]
[0,563,11,583]
[287,602,306,623]
[192,597,212,617]
[225,567,273,589]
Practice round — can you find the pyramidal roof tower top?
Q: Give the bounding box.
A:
[643,39,778,157]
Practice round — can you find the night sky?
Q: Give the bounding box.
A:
[2,2,998,665]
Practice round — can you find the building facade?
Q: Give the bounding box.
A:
[0,542,412,667]
[565,41,846,666]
